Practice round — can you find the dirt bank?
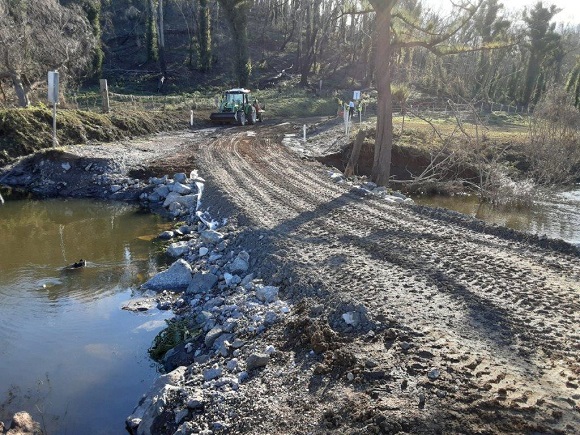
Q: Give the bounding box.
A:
[0,107,211,166]
[1,121,579,434]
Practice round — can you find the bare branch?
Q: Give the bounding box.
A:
[392,0,485,52]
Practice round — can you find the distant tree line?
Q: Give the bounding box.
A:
[2,0,579,108]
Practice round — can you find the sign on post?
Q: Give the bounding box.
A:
[48,71,59,104]
[48,71,59,147]
[353,91,362,123]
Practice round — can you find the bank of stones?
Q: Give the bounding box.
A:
[125,170,294,435]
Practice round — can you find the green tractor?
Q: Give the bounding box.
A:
[210,88,264,126]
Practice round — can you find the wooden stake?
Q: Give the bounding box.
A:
[100,79,110,113]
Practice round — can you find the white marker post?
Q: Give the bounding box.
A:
[353,90,362,124]
[343,103,350,139]
[48,71,59,147]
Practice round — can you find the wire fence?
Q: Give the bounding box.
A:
[65,91,219,112]
[62,87,528,124]
[392,99,529,118]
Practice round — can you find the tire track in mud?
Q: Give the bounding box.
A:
[208,131,578,353]
[194,125,580,433]
[199,128,580,360]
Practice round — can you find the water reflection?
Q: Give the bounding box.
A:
[0,199,171,434]
[414,189,580,245]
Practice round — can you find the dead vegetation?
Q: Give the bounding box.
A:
[335,99,578,205]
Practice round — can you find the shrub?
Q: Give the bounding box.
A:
[527,88,580,184]
[149,318,201,361]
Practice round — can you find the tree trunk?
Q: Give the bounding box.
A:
[199,0,212,71]
[370,3,395,186]
[12,73,30,107]
[146,0,159,62]
[299,5,312,86]
[219,0,251,87]
[157,0,167,74]
[345,129,366,177]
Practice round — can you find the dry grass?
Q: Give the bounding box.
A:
[393,113,529,151]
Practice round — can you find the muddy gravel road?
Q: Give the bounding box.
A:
[2,120,579,434]
[144,122,580,434]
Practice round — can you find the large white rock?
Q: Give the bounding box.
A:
[149,175,168,185]
[142,259,193,291]
[200,230,224,244]
[199,247,209,257]
[171,182,192,195]
[163,191,182,208]
[256,285,279,303]
[186,272,219,294]
[168,203,185,217]
[203,365,223,381]
[174,194,199,209]
[173,173,188,184]
[154,184,170,199]
[230,251,250,274]
[384,194,404,203]
[126,367,186,435]
[166,241,190,257]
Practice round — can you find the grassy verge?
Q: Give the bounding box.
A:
[0,105,209,166]
[251,88,339,118]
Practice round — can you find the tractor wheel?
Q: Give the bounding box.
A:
[248,107,257,125]
[237,110,246,126]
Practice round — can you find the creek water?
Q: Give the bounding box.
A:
[414,188,580,246]
[0,199,172,434]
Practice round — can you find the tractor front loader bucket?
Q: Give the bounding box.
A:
[210,112,237,123]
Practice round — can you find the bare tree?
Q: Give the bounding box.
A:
[0,0,96,107]
[367,0,484,186]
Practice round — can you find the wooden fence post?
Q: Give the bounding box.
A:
[100,79,110,113]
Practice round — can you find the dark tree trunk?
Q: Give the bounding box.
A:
[157,0,167,75]
[12,73,30,107]
[218,0,251,87]
[199,0,212,71]
[146,0,158,62]
[369,1,396,186]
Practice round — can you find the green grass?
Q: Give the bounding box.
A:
[148,318,201,361]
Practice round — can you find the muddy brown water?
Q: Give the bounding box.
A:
[0,199,171,434]
[414,188,580,246]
